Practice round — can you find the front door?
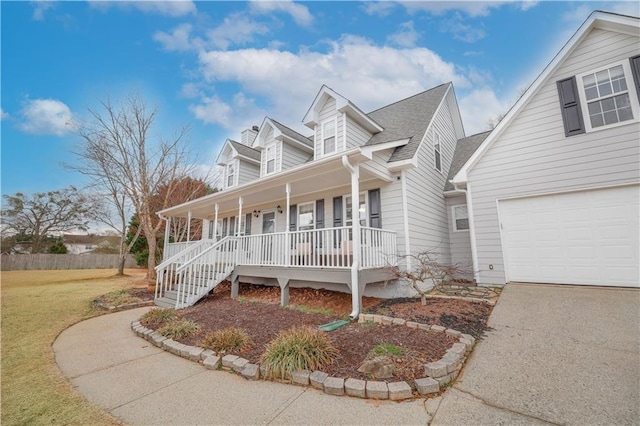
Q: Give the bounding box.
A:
[261,211,276,263]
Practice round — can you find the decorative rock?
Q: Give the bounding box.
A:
[415,377,440,395]
[392,318,406,326]
[169,342,186,356]
[357,356,396,379]
[309,371,329,389]
[149,332,166,347]
[449,343,467,355]
[259,364,267,378]
[222,354,239,368]
[441,351,462,364]
[388,381,413,400]
[188,347,204,361]
[418,323,431,331]
[430,325,446,332]
[366,381,389,399]
[445,329,462,337]
[161,339,175,351]
[180,345,194,358]
[424,361,448,378]
[292,370,311,386]
[323,377,345,396]
[344,378,366,398]
[373,315,384,324]
[203,355,221,370]
[232,357,249,372]
[406,321,419,329]
[142,328,154,337]
[435,373,453,386]
[200,349,215,360]
[241,363,260,380]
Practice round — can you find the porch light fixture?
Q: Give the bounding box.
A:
[253,210,260,218]
[277,205,283,214]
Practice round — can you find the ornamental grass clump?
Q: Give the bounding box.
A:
[260,326,339,380]
[157,319,201,340]
[140,307,178,327]
[200,327,252,353]
[100,288,142,307]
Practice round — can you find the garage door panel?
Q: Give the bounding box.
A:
[500,185,639,288]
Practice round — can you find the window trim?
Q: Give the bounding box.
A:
[433,131,442,173]
[264,142,277,175]
[321,118,337,156]
[343,191,368,228]
[451,204,469,232]
[575,59,640,133]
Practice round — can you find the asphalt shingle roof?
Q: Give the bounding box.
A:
[365,83,450,162]
[444,131,490,191]
[270,119,314,148]
[229,140,261,161]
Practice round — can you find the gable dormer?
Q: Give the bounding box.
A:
[255,117,313,177]
[303,85,383,160]
[216,138,260,189]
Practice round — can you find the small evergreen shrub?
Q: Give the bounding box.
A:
[140,308,178,327]
[200,327,252,353]
[157,319,201,339]
[260,326,339,380]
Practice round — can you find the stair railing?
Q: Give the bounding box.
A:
[155,239,216,300]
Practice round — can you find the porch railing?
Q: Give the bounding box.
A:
[163,241,200,260]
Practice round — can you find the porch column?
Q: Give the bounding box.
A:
[342,155,361,319]
[163,216,171,258]
[186,211,192,242]
[285,183,291,266]
[213,204,219,241]
[237,197,243,235]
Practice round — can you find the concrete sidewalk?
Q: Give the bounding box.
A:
[431,283,640,425]
[53,308,432,425]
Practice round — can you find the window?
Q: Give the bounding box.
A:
[226,161,236,188]
[298,202,315,231]
[433,132,442,172]
[344,192,367,227]
[574,60,639,132]
[265,143,276,175]
[322,119,336,155]
[452,205,469,231]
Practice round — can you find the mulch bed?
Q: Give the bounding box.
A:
[149,282,494,383]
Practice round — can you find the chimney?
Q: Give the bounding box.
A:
[240,126,259,146]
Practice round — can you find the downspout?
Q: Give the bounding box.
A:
[453,181,480,283]
[285,183,291,266]
[213,204,219,241]
[342,155,361,320]
[186,211,192,242]
[161,213,170,260]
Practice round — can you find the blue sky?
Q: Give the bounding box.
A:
[2,0,639,199]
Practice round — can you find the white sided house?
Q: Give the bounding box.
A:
[156,82,468,315]
[452,11,640,288]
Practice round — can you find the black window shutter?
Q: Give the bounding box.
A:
[221,218,228,238]
[368,188,382,229]
[556,77,585,137]
[289,204,297,231]
[229,216,236,236]
[630,55,640,100]
[332,196,343,227]
[315,200,325,229]
[245,213,252,236]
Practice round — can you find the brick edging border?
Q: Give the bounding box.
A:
[130,314,476,401]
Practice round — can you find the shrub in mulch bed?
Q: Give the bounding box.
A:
[94,287,154,311]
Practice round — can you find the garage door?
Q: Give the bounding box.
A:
[499,185,639,287]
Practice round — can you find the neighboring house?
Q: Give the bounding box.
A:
[63,235,120,255]
[451,11,640,288]
[156,11,640,314]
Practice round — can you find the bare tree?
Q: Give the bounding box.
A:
[71,94,193,279]
[1,187,94,253]
[386,249,468,305]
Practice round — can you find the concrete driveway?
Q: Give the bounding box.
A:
[431,283,640,425]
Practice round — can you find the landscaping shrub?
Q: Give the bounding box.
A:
[199,327,252,353]
[140,307,178,327]
[157,319,201,339]
[260,326,339,380]
[100,288,143,307]
[370,342,406,358]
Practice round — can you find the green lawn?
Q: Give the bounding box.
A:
[1,269,147,425]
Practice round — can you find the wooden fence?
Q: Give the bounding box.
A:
[1,254,140,271]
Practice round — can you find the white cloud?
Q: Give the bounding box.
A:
[207,14,270,50]
[458,88,512,134]
[520,1,539,11]
[441,14,486,42]
[400,1,506,17]
[362,1,397,17]
[18,98,74,136]
[89,1,196,17]
[189,93,267,131]
[249,0,313,27]
[31,1,55,20]
[608,1,640,17]
[154,23,201,51]
[0,108,9,120]
[387,21,420,47]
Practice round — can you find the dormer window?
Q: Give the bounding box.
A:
[322,119,336,155]
[226,161,236,188]
[265,143,276,175]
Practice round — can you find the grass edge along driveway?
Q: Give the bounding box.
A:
[1,269,147,425]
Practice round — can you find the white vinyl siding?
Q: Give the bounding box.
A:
[467,27,640,286]
[405,89,460,264]
[446,196,474,278]
[345,115,373,149]
[281,142,310,171]
[238,160,260,186]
